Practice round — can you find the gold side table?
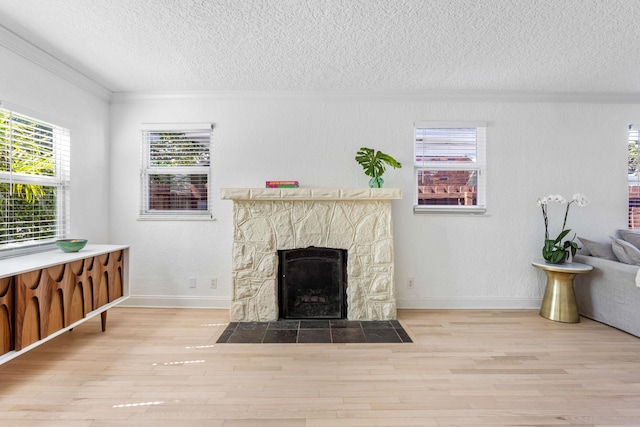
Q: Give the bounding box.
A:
[531,260,593,323]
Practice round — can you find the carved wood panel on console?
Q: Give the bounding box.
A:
[0,276,14,354]
[12,250,124,351]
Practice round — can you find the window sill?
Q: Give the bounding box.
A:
[0,242,57,260]
[137,214,216,221]
[413,205,487,215]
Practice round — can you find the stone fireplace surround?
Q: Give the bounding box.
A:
[221,188,402,322]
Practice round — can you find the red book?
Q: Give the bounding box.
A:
[266,181,299,188]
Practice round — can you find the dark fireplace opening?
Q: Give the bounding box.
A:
[278,247,347,319]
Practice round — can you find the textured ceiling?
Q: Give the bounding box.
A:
[0,0,639,94]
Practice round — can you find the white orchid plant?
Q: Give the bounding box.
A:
[537,193,588,264]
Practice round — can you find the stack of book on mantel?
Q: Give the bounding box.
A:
[265,181,299,188]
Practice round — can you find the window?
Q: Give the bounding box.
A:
[628,125,640,228]
[140,124,213,219]
[0,107,70,253]
[414,122,486,214]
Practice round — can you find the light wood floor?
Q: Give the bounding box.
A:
[1,308,640,427]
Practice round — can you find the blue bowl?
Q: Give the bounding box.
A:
[55,239,88,252]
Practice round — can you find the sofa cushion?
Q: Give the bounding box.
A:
[610,236,640,265]
[578,237,617,261]
[618,229,640,250]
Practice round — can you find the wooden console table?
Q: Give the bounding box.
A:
[0,244,129,364]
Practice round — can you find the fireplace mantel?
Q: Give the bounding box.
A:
[221,187,402,322]
[221,187,402,201]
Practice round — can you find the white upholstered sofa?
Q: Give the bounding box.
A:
[573,245,640,338]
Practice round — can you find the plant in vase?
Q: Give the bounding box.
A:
[355,147,402,188]
[537,193,588,264]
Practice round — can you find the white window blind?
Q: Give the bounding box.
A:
[628,125,639,184]
[414,122,487,214]
[0,107,70,253]
[140,125,212,219]
[628,125,640,228]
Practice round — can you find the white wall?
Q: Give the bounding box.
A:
[110,93,636,309]
[0,44,111,244]
[2,27,635,311]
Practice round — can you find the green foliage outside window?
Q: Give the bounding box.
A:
[629,138,639,176]
[0,110,58,244]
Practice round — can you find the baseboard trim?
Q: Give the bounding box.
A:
[119,295,231,309]
[396,297,542,310]
[119,295,541,310]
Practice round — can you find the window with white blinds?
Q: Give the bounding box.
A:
[0,107,70,253]
[628,125,640,228]
[414,122,487,214]
[140,125,213,219]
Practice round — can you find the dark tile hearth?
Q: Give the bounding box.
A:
[216,319,412,344]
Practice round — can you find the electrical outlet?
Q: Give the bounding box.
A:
[189,277,196,288]
[407,278,414,289]
[210,278,217,289]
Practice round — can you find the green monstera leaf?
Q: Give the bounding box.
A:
[355,147,402,178]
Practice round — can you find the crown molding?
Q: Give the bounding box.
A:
[111,89,640,104]
[0,25,112,102]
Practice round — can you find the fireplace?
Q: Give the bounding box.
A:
[221,188,402,322]
[278,247,347,319]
